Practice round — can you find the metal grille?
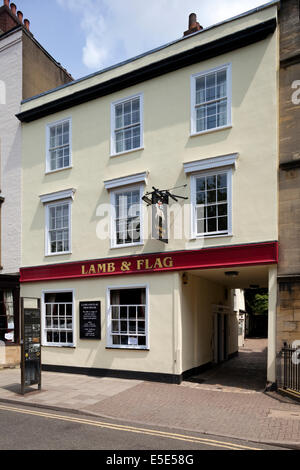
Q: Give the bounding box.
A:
[278,343,300,393]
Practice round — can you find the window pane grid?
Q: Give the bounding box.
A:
[114,97,141,153]
[48,203,70,254]
[195,173,229,236]
[48,121,70,171]
[45,302,73,345]
[114,190,141,246]
[195,69,228,132]
[110,304,146,345]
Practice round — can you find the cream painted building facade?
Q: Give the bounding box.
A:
[19,3,279,384]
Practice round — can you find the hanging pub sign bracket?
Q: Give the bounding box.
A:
[142,185,189,244]
[142,185,189,206]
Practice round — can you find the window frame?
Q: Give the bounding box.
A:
[110,184,144,249]
[110,93,144,157]
[41,289,75,348]
[190,167,233,239]
[191,64,232,136]
[106,284,149,350]
[46,117,72,174]
[45,200,72,257]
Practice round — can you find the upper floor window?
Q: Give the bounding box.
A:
[40,188,75,257]
[191,64,231,135]
[46,118,72,172]
[46,201,71,255]
[111,94,143,156]
[111,186,143,248]
[191,169,232,238]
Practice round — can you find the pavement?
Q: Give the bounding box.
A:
[0,339,299,449]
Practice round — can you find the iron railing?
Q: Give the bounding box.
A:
[278,343,300,393]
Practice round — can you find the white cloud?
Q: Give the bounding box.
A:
[57,0,268,72]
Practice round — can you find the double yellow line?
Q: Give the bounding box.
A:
[0,403,261,450]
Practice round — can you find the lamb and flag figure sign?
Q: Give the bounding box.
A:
[142,185,188,244]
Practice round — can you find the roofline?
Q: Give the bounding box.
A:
[17,17,277,123]
[21,0,279,106]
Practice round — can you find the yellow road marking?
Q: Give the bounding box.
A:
[0,403,262,450]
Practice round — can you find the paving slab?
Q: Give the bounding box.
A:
[0,339,299,448]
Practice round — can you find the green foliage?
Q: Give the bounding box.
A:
[244,288,268,316]
[252,293,268,316]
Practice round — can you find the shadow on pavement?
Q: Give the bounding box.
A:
[186,339,268,392]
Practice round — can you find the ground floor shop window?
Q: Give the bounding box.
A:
[0,290,15,343]
[43,291,74,347]
[107,287,148,349]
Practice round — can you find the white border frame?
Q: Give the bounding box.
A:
[41,288,76,348]
[106,283,149,350]
[190,63,232,136]
[46,117,72,174]
[45,200,72,257]
[184,153,238,175]
[104,172,148,190]
[110,184,144,249]
[40,188,76,204]
[110,92,144,157]
[190,167,233,239]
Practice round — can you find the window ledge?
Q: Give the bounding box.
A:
[110,147,144,158]
[106,347,149,351]
[190,125,232,138]
[45,251,72,257]
[45,166,73,175]
[110,243,144,250]
[42,345,76,349]
[190,233,233,240]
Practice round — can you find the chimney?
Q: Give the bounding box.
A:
[24,18,30,31]
[10,2,16,16]
[3,0,10,7]
[184,13,203,37]
[17,10,23,22]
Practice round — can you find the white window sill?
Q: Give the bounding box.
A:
[190,125,232,138]
[190,233,233,240]
[106,346,149,351]
[110,242,144,250]
[45,166,73,175]
[42,344,75,348]
[110,147,144,158]
[45,251,72,257]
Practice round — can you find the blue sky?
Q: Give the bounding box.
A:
[14,0,270,80]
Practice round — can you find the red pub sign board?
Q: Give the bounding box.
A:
[20,242,278,283]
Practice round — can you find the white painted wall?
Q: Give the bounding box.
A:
[0,30,22,274]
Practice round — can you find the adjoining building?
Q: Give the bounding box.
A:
[0,0,72,367]
[18,2,279,385]
[277,0,300,392]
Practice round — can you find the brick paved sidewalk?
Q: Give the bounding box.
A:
[0,366,299,448]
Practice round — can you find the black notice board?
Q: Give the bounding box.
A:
[79,301,101,340]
